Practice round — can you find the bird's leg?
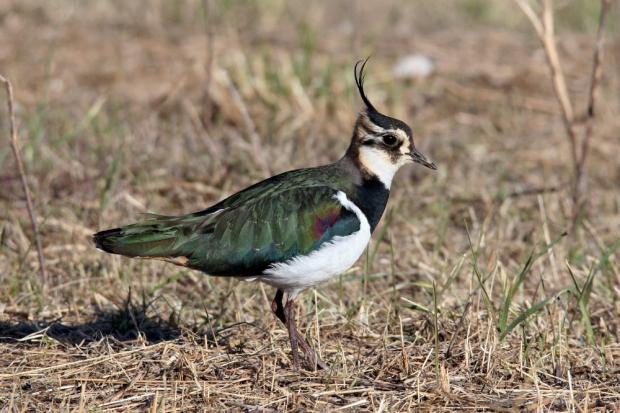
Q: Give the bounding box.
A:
[284,298,301,370]
[272,290,300,369]
[271,289,287,324]
[271,290,327,370]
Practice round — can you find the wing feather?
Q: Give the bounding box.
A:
[94,165,360,276]
[181,186,360,276]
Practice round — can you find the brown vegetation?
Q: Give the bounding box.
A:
[1,1,619,411]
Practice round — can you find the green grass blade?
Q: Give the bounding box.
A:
[499,297,551,341]
[571,238,620,344]
[465,223,493,317]
[499,253,533,332]
[499,290,568,341]
[499,232,567,335]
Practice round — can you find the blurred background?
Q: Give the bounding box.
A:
[1,0,620,410]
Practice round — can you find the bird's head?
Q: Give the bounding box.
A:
[346,58,436,188]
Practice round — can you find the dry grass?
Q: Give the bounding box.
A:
[1,0,620,411]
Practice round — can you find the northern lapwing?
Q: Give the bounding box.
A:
[93,59,437,370]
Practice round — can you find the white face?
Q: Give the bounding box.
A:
[356,115,414,188]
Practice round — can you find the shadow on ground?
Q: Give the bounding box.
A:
[0,292,270,351]
[0,293,184,345]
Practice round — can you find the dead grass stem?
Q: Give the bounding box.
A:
[0,74,47,287]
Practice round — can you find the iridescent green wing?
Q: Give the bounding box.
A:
[93,166,360,275]
[182,184,360,276]
[191,167,337,215]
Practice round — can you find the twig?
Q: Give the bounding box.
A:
[575,0,612,211]
[450,183,564,205]
[514,0,611,227]
[515,0,577,163]
[0,74,47,286]
[540,0,575,132]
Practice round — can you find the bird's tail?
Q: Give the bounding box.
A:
[93,215,196,260]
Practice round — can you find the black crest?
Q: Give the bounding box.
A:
[353,58,412,137]
[354,57,377,113]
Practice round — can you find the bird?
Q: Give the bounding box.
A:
[93,58,436,371]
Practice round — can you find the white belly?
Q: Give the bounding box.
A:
[260,191,371,298]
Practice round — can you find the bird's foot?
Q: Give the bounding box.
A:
[297,337,328,371]
[302,349,328,371]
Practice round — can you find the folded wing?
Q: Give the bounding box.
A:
[94,177,360,277]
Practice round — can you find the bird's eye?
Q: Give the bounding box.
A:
[382,134,398,146]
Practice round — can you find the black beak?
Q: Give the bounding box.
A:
[409,148,437,170]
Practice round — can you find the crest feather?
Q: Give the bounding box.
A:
[354,57,377,113]
[352,58,413,139]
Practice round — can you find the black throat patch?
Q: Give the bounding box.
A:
[351,176,390,233]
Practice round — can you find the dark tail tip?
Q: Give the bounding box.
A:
[93,227,122,254]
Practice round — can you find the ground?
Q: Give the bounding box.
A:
[1,1,620,411]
